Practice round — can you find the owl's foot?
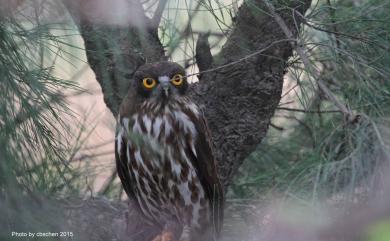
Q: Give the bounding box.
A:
[151,231,174,241]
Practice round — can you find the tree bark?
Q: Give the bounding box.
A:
[191,0,311,187]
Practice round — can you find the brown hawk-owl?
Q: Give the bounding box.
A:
[115,61,223,241]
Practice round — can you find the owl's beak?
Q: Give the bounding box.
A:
[158,76,170,97]
[162,84,169,97]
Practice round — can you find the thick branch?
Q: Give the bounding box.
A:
[191,0,312,187]
[64,0,166,116]
[195,32,213,74]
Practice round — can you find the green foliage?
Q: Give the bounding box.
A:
[231,0,390,199]
[0,8,85,240]
[0,16,82,194]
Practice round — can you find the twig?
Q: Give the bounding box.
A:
[325,0,341,51]
[186,39,294,78]
[151,0,168,28]
[278,100,295,106]
[296,12,389,51]
[98,168,118,195]
[82,140,114,151]
[191,30,225,37]
[270,122,284,131]
[275,114,315,146]
[262,0,354,121]
[276,107,340,114]
[71,151,114,162]
[166,2,202,57]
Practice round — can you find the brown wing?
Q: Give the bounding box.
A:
[184,108,224,237]
[115,118,150,222]
[115,94,142,206]
[115,124,137,202]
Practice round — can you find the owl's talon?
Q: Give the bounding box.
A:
[152,231,174,241]
[161,231,174,241]
[152,234,162,241]
[151,234,162,241]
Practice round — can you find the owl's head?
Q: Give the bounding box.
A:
[133,61,188,100]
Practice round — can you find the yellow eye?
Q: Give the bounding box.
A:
[171,74,184,86]
[142,77,156,89]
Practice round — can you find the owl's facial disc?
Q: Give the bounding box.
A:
[134,61,188,100]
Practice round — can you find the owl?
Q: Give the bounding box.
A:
[115,61,224,241]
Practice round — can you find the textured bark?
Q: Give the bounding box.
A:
[190,0,311,187]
